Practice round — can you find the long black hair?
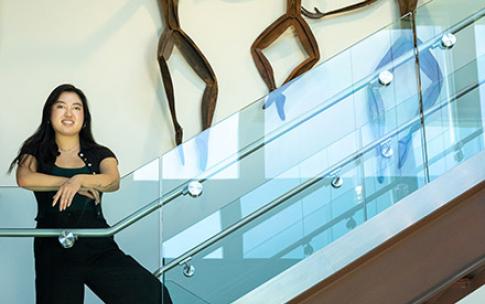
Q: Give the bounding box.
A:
[9,84,99,173]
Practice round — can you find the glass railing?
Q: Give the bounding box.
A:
[164,280,210,304]
[160,11,421,265]
[415,0,485,181]
[159,0,485,302]
[160,55,485,303]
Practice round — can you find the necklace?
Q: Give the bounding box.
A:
[58,145,80,153]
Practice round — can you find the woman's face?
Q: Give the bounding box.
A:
[50,92,85,137]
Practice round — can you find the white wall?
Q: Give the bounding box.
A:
[0,0,412,185]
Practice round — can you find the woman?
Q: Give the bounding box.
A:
[9,84,172,304]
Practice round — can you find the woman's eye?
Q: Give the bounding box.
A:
[74,106,81,111]
[56,105,64,109]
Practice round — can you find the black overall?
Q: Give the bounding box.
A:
[32,147,172,304]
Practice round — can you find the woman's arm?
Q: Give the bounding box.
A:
[52,157,120,211]
[16,154,69,191]
[72,157,120,192]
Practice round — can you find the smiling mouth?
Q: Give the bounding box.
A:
[61,120,75,126]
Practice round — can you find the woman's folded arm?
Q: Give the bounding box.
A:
[73,157,120,192]
[16,154,68,191]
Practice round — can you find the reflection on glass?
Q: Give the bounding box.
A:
[368,24,444,183]
[161,115,240,180]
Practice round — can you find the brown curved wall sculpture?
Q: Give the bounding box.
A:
[302,0,418,20]
[157,0,218,145]
[250,0,418,94]
[251,0,320,93]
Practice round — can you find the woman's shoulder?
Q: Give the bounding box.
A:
[21,144,40,158]
[81,144,118,164]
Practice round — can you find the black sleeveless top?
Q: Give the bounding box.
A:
[34,165,102,227]
[29,145,117,228]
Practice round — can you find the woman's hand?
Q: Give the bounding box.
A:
[52,175,83,211]
[78,188,101,205]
